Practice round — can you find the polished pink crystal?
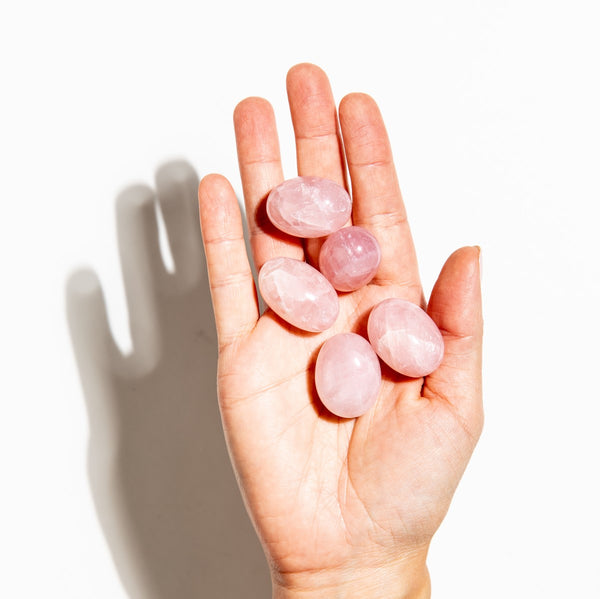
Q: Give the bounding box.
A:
[367,298,444,378]
[315,333,381,418]
[258,257,339,332]
[319,226,381,292]
[266,176,351,238]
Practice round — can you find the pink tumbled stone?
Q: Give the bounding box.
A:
[266,176,351,238]
[258,257,339,332]
[367,298,444,378]
[319,226,381,292]
[315,333,381,418]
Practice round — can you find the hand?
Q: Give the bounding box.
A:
[198,64,483,599]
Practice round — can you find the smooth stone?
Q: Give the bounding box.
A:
[315,333,381,418]
[319,226,381,292]
[367,298,444,378]
[258,257,339,332]
[266,176,352,238]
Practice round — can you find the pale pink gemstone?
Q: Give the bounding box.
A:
[367,298,444,378]
[266,176,351,238]
[315,333,381,418]
[319,226,381,292]
[258,257,339,332]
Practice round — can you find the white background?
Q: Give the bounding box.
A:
[1,1,599,597]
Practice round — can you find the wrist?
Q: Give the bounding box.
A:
[271,551,431,599]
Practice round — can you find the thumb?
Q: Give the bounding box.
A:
[423,246,483,439]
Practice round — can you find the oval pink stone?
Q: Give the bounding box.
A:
[319,226,381,292]
[315,333,381,418]
[266,176,351,238]
[367,298,444,378]
[258,257,339,332]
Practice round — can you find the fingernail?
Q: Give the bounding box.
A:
[475,245,482,283]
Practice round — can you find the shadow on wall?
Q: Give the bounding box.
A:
[65,161,271,598]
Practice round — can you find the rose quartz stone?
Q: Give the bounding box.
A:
[266,176,351,238]
[315,333,381,418]
[367,298,444,378]
[319,226,381,292]
[258,257,339,332]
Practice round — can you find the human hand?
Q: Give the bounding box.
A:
[198,64,483,599]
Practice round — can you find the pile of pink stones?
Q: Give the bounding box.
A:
[258,176,444,419]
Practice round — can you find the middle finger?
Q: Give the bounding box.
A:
[286,63,348,266]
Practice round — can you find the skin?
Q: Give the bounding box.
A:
[197,63,483,598]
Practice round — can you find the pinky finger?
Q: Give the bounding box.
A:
[198,174,259,349]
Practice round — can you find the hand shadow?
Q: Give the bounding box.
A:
[65,161,270,598]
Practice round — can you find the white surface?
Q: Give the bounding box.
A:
[1,1,599,596]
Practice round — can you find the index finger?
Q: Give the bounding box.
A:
[339,93,422,301]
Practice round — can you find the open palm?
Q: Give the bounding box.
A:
[198,64,483,596]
